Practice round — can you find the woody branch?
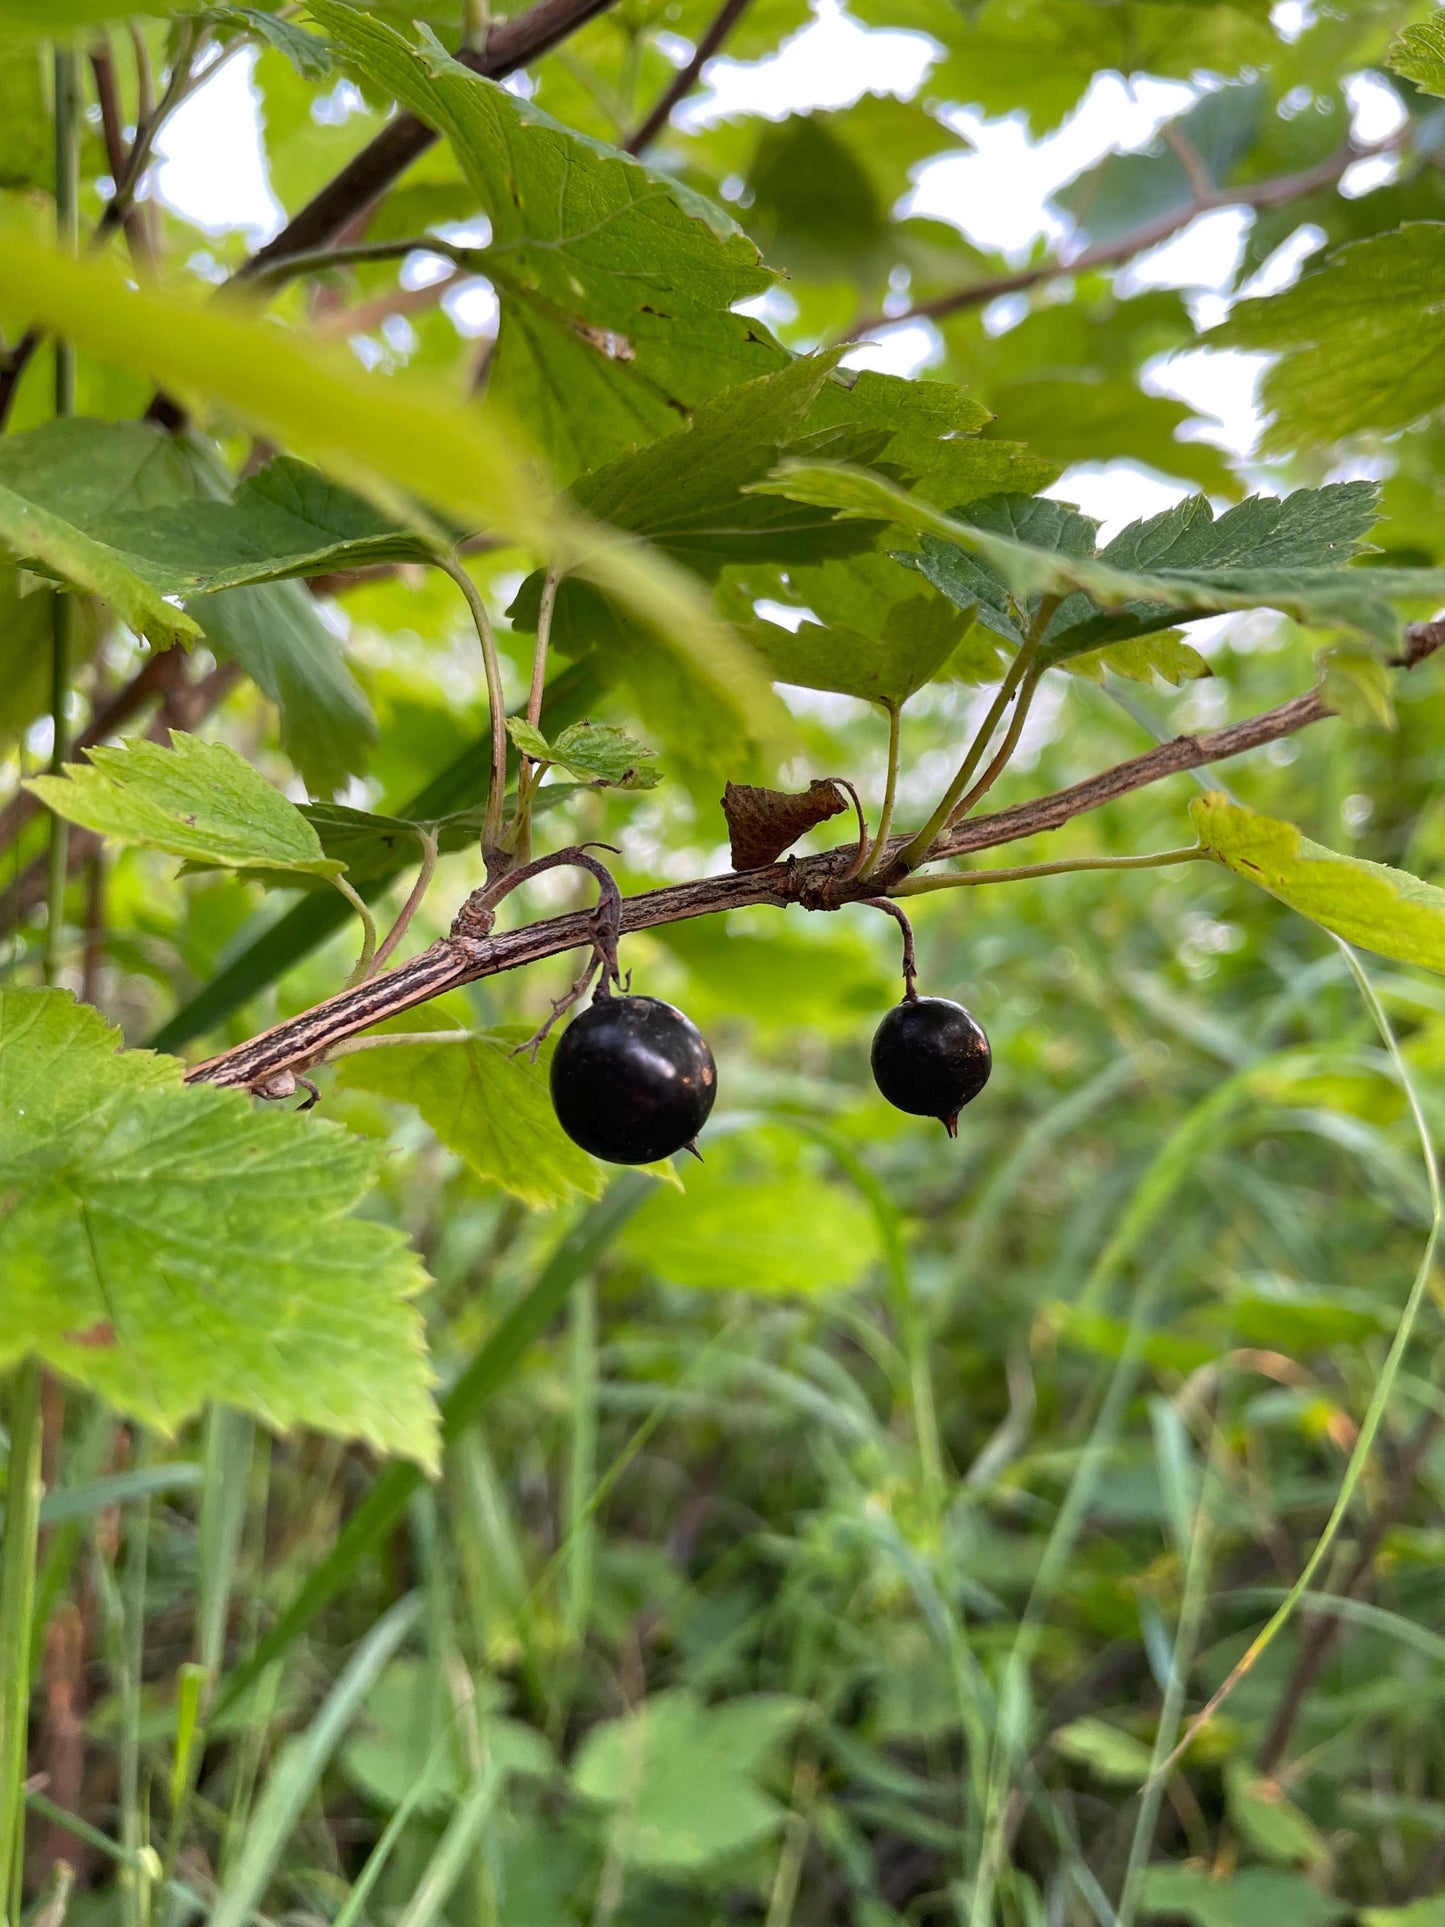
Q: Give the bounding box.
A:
[180,622,1445,1096]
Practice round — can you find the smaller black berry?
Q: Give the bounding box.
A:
[551,993,717,1165]
[870,996,991,1137]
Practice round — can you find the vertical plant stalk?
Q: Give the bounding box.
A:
[437,554,509,864]
[899,612,1051,872]
[565,1278,599,1649]
[858,703,902,881]
[1116,1420,1227,1925]
[333,876,379,987]
[1,55,80,1916]
[513,570,561,864]
[1153,941,1444,1776]
[43,47,80,989]
[0,1363,44,1921]
[369,831,440,976]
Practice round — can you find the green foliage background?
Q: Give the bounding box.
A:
[6,0,1445,1920]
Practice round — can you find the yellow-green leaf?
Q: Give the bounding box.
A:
[1192,793,1445,972]
[0,225,788,759]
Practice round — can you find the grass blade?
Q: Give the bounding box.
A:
[207,1592,423,1927]
[212,1175,653,1719]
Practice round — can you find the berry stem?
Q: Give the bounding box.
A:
[465,843,625,994]
[863,896,918,1000]
[893,844,1207,894]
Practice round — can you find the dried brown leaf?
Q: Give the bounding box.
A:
[722,778,849,870]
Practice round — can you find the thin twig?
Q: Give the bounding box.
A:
[244,236,486,295]
[238,0,630,284]
[951,664,1043,822]
[436,554,510,866]
[334,876,379,986]
[900,610,1050,870]
[369,830,439,976]
[0,329,41,433]
[90,40,157,275]
[843,134,1403,341]
[625,0,756,153]
[893,845,1205,894]
[528,572,559,729]
[181,636,1445,1095]
[96,22,203,240]
[858,705,902,881]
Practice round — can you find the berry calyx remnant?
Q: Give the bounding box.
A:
[550,992,718,1165]
[870,996,991,1137]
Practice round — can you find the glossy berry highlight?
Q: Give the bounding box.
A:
[550,993,717,1165]
[870,996,991,1137]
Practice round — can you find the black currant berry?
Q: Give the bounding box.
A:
[551,993,717,1165]
[870,996,991,1138]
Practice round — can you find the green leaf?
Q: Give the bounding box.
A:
[1389,17,1445,100]
[340,1660,551,1813]
[25,733,345,879]
[1192,793,1445,973]
[1319,642,1396,728]
[0,46,49,189]
[0,477,200,650]
[1362,1901,1445,1927]
[0,988,438,1467]
[310,1,784,480]
[1057,82,1266,249]
[507,718,661,788]
[1135,1866,1347,1927]
[983,375,1237,496]
[624,1154,880,1294]
[1065,633,1211,686]
[194,581,378,797]
[1225,1762,1329,1869]
[758,463,1445,649]
[0,0,206,38]
[801,367,1054,510]
[0,226,788,764]
[518,355,873,583]
[1211,224,1445,452]
[336,1032,604,1210]
[220,5,332,79]
[570,1692,802,1873]
[89,456,430,595]
[0,421,377,789]
[1050,1716,1155,1784]
[852,0,1275,136]
[730,558,971,707]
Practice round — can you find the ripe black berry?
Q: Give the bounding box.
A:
[551,993,717,1164]
[871,996,991,1137]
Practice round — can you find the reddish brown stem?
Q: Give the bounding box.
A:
[181,630,1445,1095]
[625,0,756,153]
[237,0,627,284]
[843,135,1402,341]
